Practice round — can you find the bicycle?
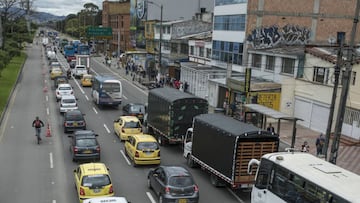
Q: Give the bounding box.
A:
[35,127,43,144]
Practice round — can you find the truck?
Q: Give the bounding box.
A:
[183,113,279,189]
[145,87,208,146]
[42,37,49,46]
[75,54,90,72]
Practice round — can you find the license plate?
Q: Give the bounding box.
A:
[83,150,91,154]
[93,188,101,193]
[138,115,143,118]
[178,199,187,203]
[74,123,78,127]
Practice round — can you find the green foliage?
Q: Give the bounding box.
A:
[0,53,26,116]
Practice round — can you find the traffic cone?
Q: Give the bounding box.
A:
[46,123,51,137]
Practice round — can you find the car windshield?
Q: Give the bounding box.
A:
[169,176,194,187]
[137,142,159,150]
[66,114,83,121]
[59,87,71,90]
[82,174,111,188]
[130,105,145,113]
[124,121,140,128]
[76,138,96,147]
[63,99,76,103]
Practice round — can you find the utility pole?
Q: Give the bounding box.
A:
[329,0,360,164]
[323,32,345,160]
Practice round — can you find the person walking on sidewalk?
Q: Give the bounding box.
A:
[301,141,310,152]
[316,133,325,156]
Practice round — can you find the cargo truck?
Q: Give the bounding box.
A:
[183,113,279,189]
[145,87,208,146]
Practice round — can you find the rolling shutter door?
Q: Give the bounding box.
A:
[294,98,311,128]
[310,103,329,133]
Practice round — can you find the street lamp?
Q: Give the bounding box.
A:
[146,0,163,75]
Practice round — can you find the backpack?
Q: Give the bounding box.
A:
[34,120,41,128]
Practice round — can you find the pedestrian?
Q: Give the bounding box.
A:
[267,123,275,133]
[301,141,310,152]
[230,102,236,117]
[316,133,325,156]
[184,82,189,92]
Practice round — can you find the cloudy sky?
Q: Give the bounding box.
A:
[33,0,103,16]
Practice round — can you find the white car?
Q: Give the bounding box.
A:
[59,95,78,113]
[56,83,73,102]
[73,65,88,79]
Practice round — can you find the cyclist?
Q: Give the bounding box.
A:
[32,116,45,141]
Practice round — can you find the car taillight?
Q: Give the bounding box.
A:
[165,186,170,194]
[96,146,100,153]
[60,103,63,107]
[109,185,114,194]
[140,128,143,132]
[158,151,160,157]
[194,185,199,192]
[122,128,125,133]
[71,91,73,94]
[80,187,85,196]
[56,91,59,95]
[135,151,140,158]
[73,147,78,153]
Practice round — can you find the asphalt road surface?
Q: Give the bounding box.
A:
[0,42,251,203]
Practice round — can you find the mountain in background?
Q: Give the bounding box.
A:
[6,7,66,23]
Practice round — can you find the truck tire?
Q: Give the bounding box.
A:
[157,134,166,146]
[210,174,225,187]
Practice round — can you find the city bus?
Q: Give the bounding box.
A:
[64,45,75,62]
[247,152,360,203]
[78,44,90,55]
[92,76,122,107]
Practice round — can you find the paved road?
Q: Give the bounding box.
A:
[0,41,250,202]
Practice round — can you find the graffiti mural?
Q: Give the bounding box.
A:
[247,24,311,49]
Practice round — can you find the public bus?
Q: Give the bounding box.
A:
[247,152,360,203]
[92,76,122,107]
[64,45,75,62]
[78,44,90,55]
[71,39,81,53]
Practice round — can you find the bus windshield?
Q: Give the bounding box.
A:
[102,83,120,92]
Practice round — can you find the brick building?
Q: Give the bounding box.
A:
[102,0,131,54]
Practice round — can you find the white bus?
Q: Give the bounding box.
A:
[92,76,122,107]
[247,152,360,203]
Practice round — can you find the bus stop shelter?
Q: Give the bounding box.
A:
[244,104,302,148]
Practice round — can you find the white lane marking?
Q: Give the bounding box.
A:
[120,150,131,165]
[123,95,128,100]
[91,68,99,76]
[46,107,50,115]
[52,200,56,203]
[103,124,111,134]
[92,107,98,114]
[146,192,156,203]
[73,78,85,94]
[46,95,48,101]
[85,95,89,101]
[226,187,246,203]
[49,152,53,169]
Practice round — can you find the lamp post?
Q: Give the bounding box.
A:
[147,1,163,75]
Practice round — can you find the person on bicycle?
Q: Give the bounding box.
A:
[32,116,44,140]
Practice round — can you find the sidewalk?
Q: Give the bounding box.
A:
[91,55,360,175]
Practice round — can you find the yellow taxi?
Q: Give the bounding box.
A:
[81,74,93,87]
[124,134,160,167]
[74,163,114,203]
[113,116,142,141]
[50,67,63,80]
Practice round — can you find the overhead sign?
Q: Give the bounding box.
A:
[86,27,112,38]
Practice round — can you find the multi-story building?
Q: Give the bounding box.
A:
[102,0,131,53]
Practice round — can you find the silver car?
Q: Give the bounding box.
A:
[59,95,78,113]
[56,83,73,102]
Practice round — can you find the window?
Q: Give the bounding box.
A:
[214,15,246,31]
[180,44,188,54]
[313,67,329,84]
[215,0,247,6]
[281,58,295,74]
[252,54,262,68]
[212,40,243,65]
[206,48,211,58]
[190,46,194,55]
[352,71,357,85]
[199,47,204,57]
[266,56,275,71]
[171,43,178,53]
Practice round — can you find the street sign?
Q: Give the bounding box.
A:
[86,27,112,38]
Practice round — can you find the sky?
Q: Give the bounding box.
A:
[33,0,103,16]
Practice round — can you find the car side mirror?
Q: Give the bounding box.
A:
[114,119,119,122]
[73,169,76,173]
[95,134,99,137]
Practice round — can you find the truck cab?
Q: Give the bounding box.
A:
[183,128,194,165]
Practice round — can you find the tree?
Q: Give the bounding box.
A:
[83,2,99,26]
